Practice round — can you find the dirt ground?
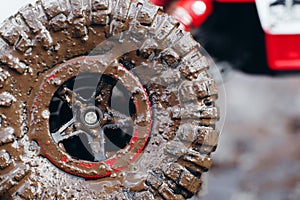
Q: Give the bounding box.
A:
[194,71,300,200]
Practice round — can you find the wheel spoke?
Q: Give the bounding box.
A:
[85,132,106,162]
[107,109,134,129]
[52,130,82,143]
[51,117,77,143]
[53,116,76,135]
[57,86,85,107]
[95,77,116,109]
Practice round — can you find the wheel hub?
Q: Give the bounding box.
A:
[84,111,98,125]
[30,57,152,179]
[80,106,103,128]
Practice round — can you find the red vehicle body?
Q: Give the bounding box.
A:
[151,0,300,73]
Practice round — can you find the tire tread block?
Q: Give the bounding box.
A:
[0,18,21,46]
[177,124,219,148]
[0,128,15,146]
[152,14,178,41]
[0,150,12,170]
[182,150,213,171]
[163,163,202,194]
[69,0,89,18]
[158,183,185,200]
[0,163,29,196]
[41,0,64,18]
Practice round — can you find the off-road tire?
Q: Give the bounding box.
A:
[0,0,219,199]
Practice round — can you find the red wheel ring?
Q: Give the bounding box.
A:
[30,56,152,179]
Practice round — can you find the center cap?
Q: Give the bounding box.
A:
[85,111,98,125]
[81,106,103,128]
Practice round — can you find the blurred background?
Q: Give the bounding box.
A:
[1,1,300,200]
[198,70,300,200]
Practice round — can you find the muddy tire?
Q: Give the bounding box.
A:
[0,0,219,199]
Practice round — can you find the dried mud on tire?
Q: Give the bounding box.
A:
[0,0,219,199]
